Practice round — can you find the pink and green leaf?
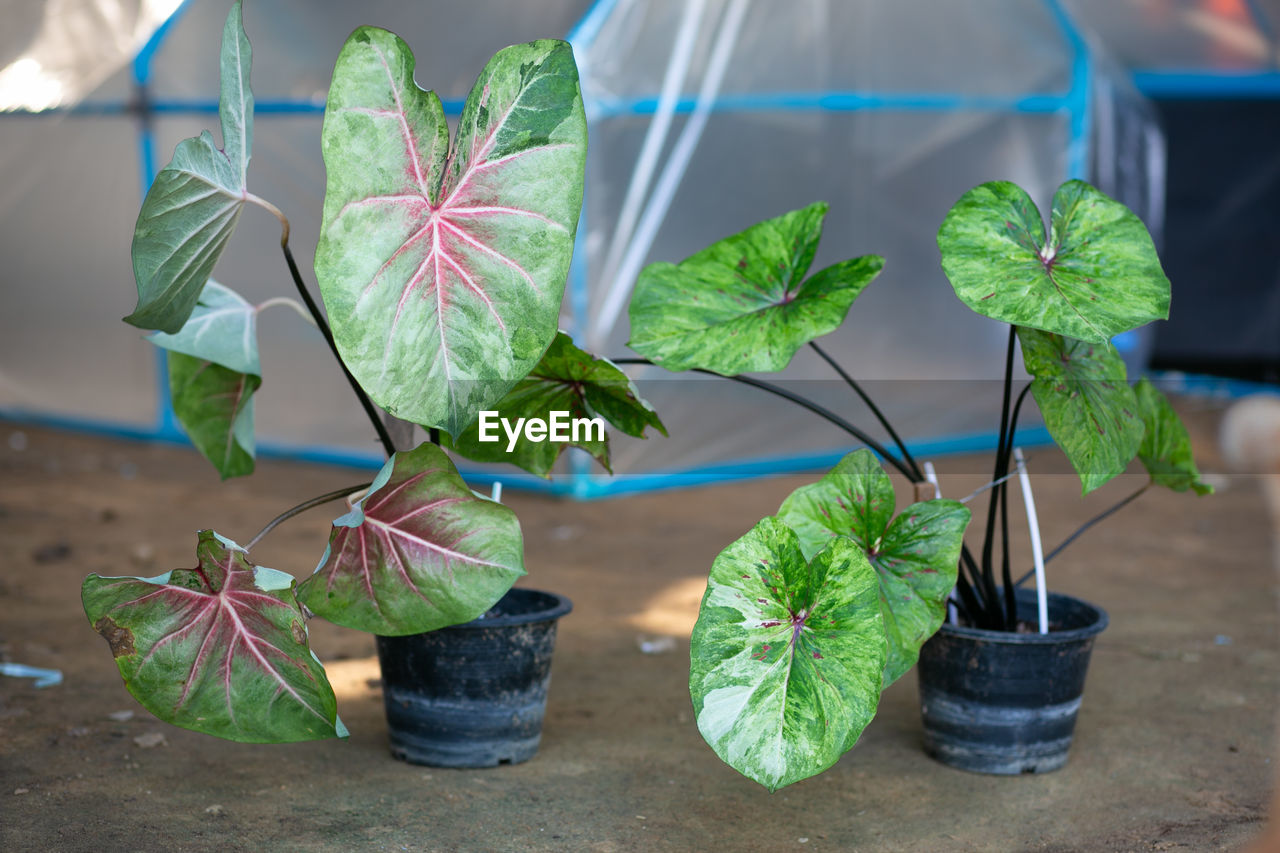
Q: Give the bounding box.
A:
[296,442,525,635]
[690,517,886,791]
[315,31,586,436]
[1019,328,1143,495]
[126,1,253,333]
[444,331,666,477]
[937,180,1169,344]
[82,530,345,743]
[1135,378,1213,495]
[776,449,968,686]
[167,352,260,480]
[628,203,883,375]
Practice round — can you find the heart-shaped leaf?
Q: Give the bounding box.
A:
[126,1,253,333]
[1019,328,1143,494]
[938,180,1169,344]
[82,530,346,743]
[167,352,260,480]
[628,202,884,375]
[315,31,587,436]
[297,441,525,635]
[1135,378,1213,495]
[776,449,968,685]
[149,280,259,376]
[444,331,666,477]
[690,517,886,792]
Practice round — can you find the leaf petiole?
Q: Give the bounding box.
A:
[246,482,372,553]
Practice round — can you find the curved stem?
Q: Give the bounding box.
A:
[255,297,316,326]
[245,192,290,247]
[808,341,923,482]
[246,482,373,553]
[279,241,396,459]
[610,358,916,481]
[1014,483,1151,588]
[980,326,1019,629]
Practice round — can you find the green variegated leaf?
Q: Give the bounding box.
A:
[126,1,253,333]
[1019,328,1143,495]
[628,203,883,375]
[168,352,260,480]
[149,281,259,375]
[82,530,346,743]
[315,31,586,436]
[296,442,525,635]
[690,517,886,792]
[1135,378,1213,495]
[776,449,968,685]
[937,180,1169,344]
[444,331,666,477]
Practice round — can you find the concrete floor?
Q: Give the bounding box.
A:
[1,409,1276,851]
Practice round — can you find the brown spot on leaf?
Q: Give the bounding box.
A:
[290,620,306,646]
[93,617,135,658]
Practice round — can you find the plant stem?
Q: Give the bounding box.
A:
[981,326,1019,629]
[248,192,397,459]
[808,341,923,481]
[610,358,916,481]
[280,242,397,459]
[1014,483,1151,588]
[255,296,317,326]
[245,482,373,552]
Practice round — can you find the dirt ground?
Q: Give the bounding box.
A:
[2,403,1277,852]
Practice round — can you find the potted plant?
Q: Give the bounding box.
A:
[622,183,1211,789]
[81,1,663,767]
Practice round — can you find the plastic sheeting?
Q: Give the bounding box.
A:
[1,0,1234,495]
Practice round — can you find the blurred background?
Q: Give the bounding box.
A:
[1,0,1277,496]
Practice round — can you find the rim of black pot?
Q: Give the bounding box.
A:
[937,588,1108,644]
[451,587,574,629]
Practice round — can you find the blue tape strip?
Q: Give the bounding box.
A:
[588,89,1075,120]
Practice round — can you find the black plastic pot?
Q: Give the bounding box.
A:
[916,588,1108,775]
[374,587,572,768]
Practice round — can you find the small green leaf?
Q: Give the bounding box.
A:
[443,331,666,477]
[297,442,525,635]
[168,352,260,480]
[776,449,968,685]
[690,517,886,792]
[938,180,1169,344]
[628,203,883,375]
[82,530,346,743]
[1135,378,1213,495]
[315,32,587,436]
[126,1,254,333]
[149,280,259,375]
[1019,328,1143,495]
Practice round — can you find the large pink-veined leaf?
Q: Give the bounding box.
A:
[296,441,525,635]
[81,530,346,743]
[125,1,253,333]
[315,31,587,437]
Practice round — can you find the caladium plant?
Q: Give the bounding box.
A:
[84,1,662,745]
[626,180,1210,789]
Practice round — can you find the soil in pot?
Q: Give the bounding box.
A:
[916,587,1108,775]
[375,587,573,768]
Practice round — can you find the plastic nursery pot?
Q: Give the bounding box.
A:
[916,587,1108,775]
[374,587,573,768]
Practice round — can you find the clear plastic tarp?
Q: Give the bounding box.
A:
[6,0,1269,494]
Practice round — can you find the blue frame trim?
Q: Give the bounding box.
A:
[1133,70,1280,99]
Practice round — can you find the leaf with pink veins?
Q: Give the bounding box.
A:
[315,30,587,437]
[297,441,526,635]
[82,530,346,743]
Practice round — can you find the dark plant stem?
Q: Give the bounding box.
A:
[808,341,924,481]
[979,327,1019,629]
[279,242,396,458]
[995,382,1034,625]
[610,358,916,482]
[245,482,373,552]
[1014,483,1151,588]
[429,428,440,445]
